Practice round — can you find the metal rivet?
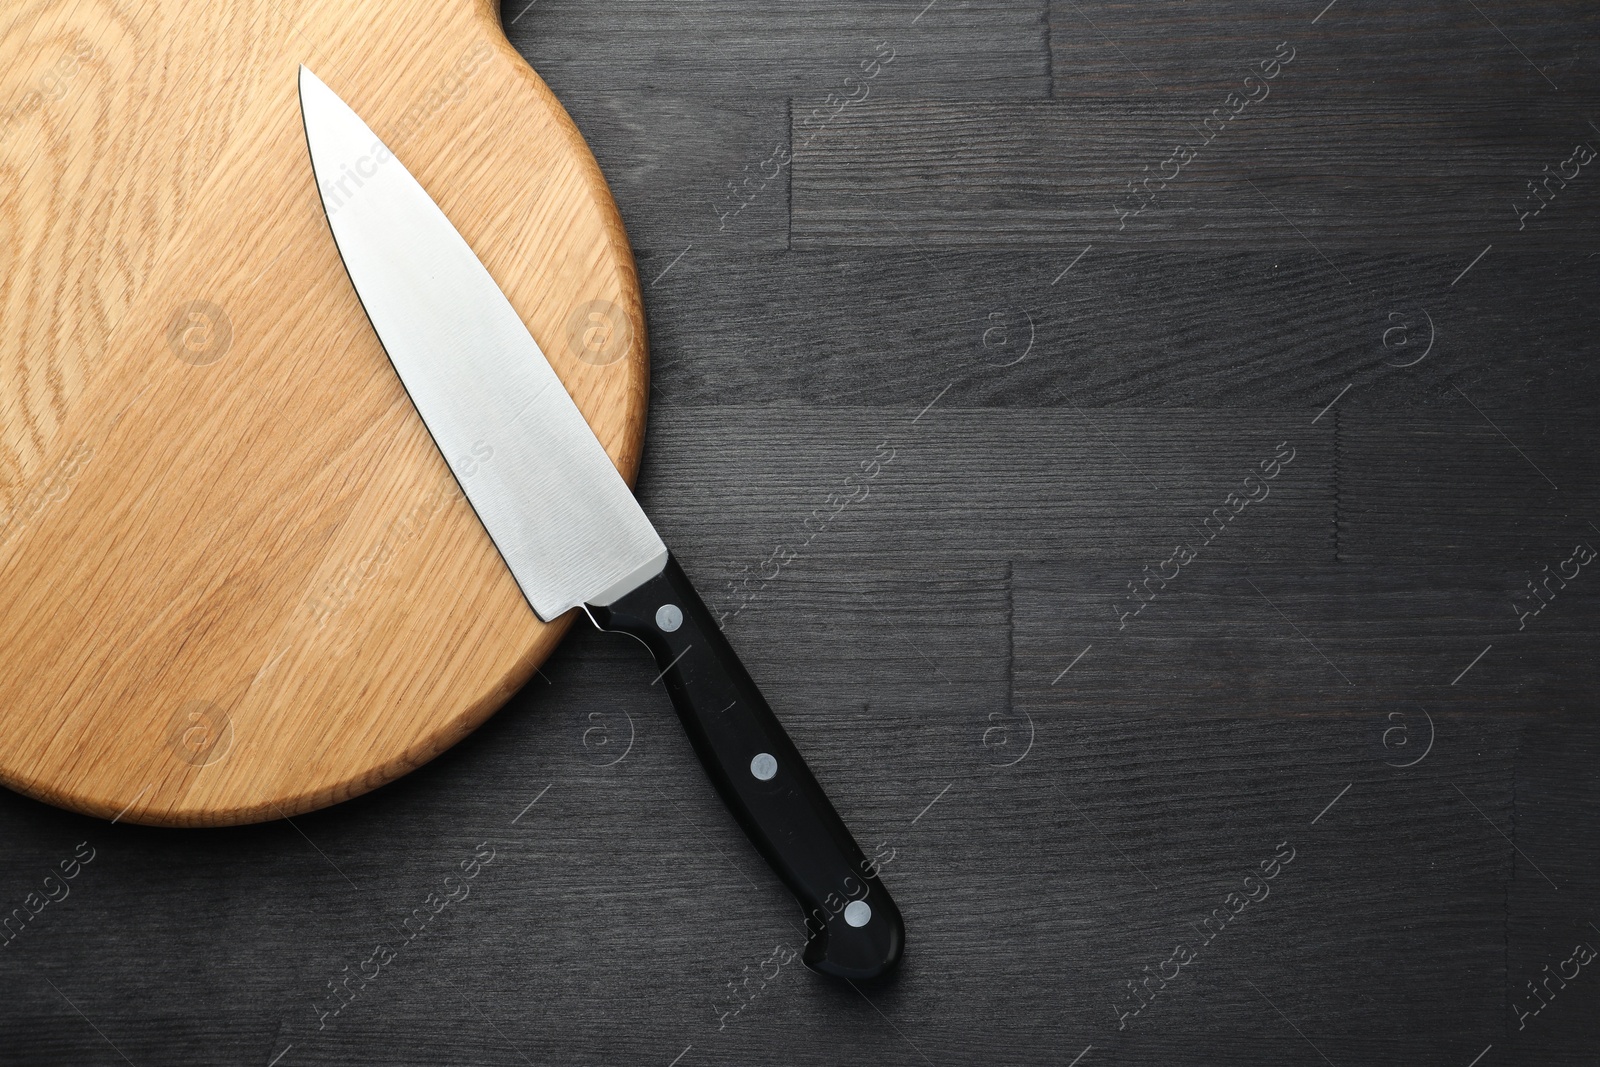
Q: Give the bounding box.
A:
[750,752,777,781]
[655,604,683,632]
[844,900,871,927]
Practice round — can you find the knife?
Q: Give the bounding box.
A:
[298,67,904,981]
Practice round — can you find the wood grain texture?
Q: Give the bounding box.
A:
[792,87,1600,247]
[558,91,791,253]
[631,407,1332,583]
[1049,0,1600,99]
[1015,560,1600,709]
[641,246,1600,413]
[0,0,648,825]
[0,0,1597,1064]
[1338,408,1599,563]
[503,0,1051,99]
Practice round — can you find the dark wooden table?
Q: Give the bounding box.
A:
[5,2,1600,1063]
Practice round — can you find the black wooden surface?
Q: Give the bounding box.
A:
[4,1,1599,1064]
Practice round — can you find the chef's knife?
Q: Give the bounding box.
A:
[298,67,903,981]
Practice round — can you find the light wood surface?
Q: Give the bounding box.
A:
[0,0,648,825]
[3,1,1600,1063]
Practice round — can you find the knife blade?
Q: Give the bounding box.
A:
[299,66,904,981]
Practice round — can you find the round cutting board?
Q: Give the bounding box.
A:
[0,0,647,825]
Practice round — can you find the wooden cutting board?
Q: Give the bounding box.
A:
[0,0,648,825]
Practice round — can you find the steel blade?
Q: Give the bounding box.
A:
[298,66,665,621]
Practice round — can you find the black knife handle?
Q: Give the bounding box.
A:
[588,553,905,982]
